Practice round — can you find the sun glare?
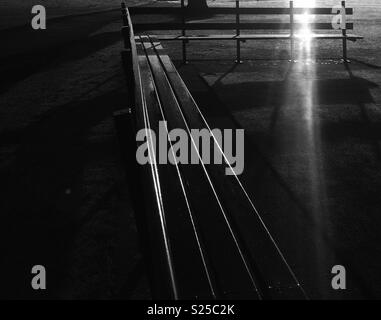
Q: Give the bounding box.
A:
[294,0,316,42]
[297,12,313,42]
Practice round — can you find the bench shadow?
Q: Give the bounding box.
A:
[116,258,146,299]
[344,63,381,161]
[193,66,380,298]
[210,72,380,142]
[212,77,377,109]
[0,90,124,298]
[349,58,381,70]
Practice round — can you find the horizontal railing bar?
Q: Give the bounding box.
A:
[129,7,353,15]
[135,34,363,41]
[134,22,354,31]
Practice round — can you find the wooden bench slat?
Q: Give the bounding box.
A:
[150,36,307,299]
[122,8,218,299]
[142,33,363,41]
[130,7,353,15]
[135,50,217,299]
[126,45,178,298]
[139,35,262,299]
[134,22,354,31]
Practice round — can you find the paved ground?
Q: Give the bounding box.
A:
[0,0,150,30]
[0,7,150,300]
[164,0,381,299]
[176,57,381,299]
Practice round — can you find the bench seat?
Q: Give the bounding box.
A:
[135,35,261,299]
[120,3,309,300]
[125,34,308,299]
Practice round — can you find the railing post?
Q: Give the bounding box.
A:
[121,2,128,26]
[235,0,242,64]
[341,0,348,62]
[181,0,188,64]
[290,1,294,61]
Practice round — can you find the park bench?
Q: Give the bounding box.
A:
[115,4,308,299]
[128,0,363,63]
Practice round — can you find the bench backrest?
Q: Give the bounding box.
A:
[129,0,354,33]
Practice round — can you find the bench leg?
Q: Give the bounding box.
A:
[121,2,128,27]
[235,40,243,64]
[113,110,140,200]
[182,40,188,64]
[290,38,295,62]
[113,108,154,293]
[342,38,348,62]
[121,50,135,109]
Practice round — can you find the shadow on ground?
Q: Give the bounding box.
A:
[0,89,126,298]
[175,59,381,299]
